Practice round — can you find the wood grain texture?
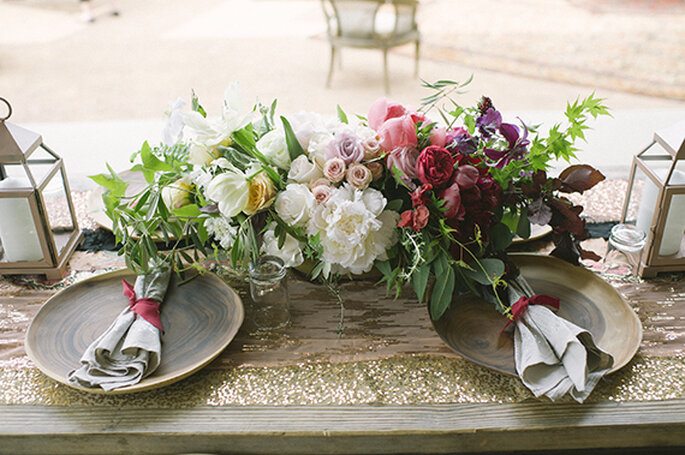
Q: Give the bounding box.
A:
[24,269,244,394]
[1,400,684,454]
[432,254,642,376]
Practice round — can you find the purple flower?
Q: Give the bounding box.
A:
[324,130,364,165]
[476,108,502,138]
[450,133,478,155]
[483,120,530,169]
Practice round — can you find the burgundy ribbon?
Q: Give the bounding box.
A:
[122,279,164,333]
[501,294,560,334]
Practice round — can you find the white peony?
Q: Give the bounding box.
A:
[288,154,323,184]
[262,223,304,268]
[205,215,238,250]
[205,162,249,217]
[306,132,334,170]
[309,184,398,275]
[274,183,315,227]
[256,128,290,170]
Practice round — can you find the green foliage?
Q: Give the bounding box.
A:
[281,116,306,161]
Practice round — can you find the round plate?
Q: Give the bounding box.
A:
[25,270,244,394]
[512,224,553,244]
[432,253,642,376]
[87,169,149,233]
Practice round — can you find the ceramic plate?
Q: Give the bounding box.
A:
[25,270,244,394]
[432,253,642,376]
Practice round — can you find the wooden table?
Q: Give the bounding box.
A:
[1,249,684,455]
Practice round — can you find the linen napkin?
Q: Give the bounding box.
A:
[507,276,614,403]
[68,264,171,391]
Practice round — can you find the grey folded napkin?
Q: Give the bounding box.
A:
[508,276,614,403]
[68,264,171,391]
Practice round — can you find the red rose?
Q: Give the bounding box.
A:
[439,183,465,220]
[415,145,455,188]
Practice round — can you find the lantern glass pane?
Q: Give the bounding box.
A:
[0,163,33,187]
[42,170,76,257]
[0,196,45,263]
[26,146,58,188]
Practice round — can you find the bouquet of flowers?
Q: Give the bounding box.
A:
[93,79,609,322]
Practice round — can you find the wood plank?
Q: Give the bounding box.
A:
[1,400,684,454]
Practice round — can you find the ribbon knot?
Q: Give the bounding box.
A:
[501,294,560,334]
[122,279,164,333]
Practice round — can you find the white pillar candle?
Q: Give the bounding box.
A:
[635,169,685,257]
[0,177,44,262]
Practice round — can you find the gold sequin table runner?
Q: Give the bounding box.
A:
[1,249,683,407]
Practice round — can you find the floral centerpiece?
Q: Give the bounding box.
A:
[93,79,609,323]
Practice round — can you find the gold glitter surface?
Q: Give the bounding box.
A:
[1,355,683,407]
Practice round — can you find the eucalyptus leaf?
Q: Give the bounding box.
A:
[489,223,514,251]
[463,258,505,285]
[411,262,430,303]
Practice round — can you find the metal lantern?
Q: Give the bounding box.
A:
[0,98,82,279]
[620,120,685,277]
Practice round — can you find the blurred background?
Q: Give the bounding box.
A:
[1,0,684,188]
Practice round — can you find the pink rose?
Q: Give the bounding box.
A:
[323,157,346,183]
[386,146,420,186]
[365,161,384,181]
[378,116,418,152]
[368,97,408,130]
[311,184,332,204]
[439,183,465,220]
[415,145,455,188]
[430,126,447,148]
[363,135,383,161]
[309,178,330,189]
[346,163,372,190]
[324,130,364,165]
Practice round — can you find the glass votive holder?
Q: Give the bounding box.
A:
[605,223,647,275]
[249,255,290,329]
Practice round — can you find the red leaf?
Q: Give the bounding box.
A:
[558,165,605,193]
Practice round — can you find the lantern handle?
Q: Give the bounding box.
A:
[0,97,11,121]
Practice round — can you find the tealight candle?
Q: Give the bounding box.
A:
[0,177,43,262]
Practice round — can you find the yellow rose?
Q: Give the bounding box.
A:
[244,171,276,215]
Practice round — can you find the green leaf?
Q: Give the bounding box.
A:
[281,116,306,161]
[232,126,257,150]
[516,207,531,239]
[463,258,505,285]
[385,199,403,212]
[89,164,128,197]
[463,114,476,135]
[429,254,455,320]
[337,105,349,124]
[172,204,202,218]
[375,260,392,278]
[411,263,430,303]
[140,142,173,172]
[489,223,514,251]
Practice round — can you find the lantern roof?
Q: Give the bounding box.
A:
[654,120,685,160]
[0,121,42,163]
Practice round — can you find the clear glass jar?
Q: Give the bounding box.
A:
[248,255,290,329]
[606,223,647,275]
